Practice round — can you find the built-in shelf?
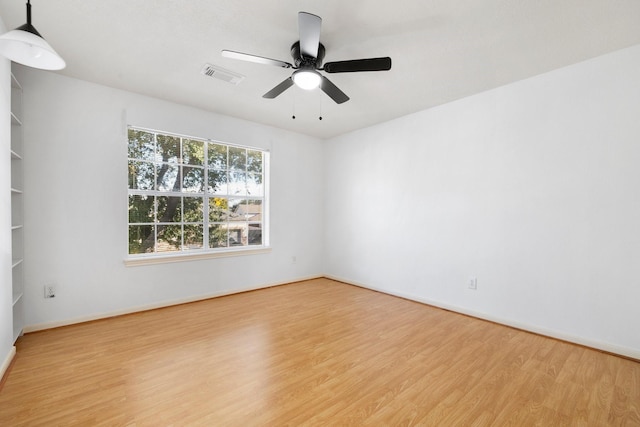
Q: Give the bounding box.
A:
[12,301,23,342]
[13,292,23,306]
[11,73,21,90]
[11,111,22,126]
[10,70,24,343]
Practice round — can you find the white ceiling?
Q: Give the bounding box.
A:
[1,0,640,139]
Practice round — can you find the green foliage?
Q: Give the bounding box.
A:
[247,150,263,174]
[128,129,154,161]
[128,224,153,254]
[157,134,180,163]
[208,143,227,170]
[183,139,204,166]
[229,146,246,170]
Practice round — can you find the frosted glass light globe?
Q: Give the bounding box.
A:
[292,69,321,90]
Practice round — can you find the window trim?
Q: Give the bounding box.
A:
[126,126,270,264]
[124,246,272,267]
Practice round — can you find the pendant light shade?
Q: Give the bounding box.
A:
[0,0,65,70]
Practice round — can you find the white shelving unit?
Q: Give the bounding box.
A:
[10,71,24,343]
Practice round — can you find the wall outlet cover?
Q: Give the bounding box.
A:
[45,285,56,298]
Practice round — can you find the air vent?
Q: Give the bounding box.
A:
[201,63,245,85]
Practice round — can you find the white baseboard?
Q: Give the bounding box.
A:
[23,275,323,333]
[1,346,16,382]
[325,274,640,361]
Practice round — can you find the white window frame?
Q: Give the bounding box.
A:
[125,126,270,266]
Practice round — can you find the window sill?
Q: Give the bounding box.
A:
[124,246,272,267]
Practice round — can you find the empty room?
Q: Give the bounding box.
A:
[1,0,639,425]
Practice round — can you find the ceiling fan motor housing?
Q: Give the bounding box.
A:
[291,41,325,68]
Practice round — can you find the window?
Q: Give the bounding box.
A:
[127,127,268,258]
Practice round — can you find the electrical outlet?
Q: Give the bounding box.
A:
[44,285,56,298]
[291,256,297,264]
[468,277,477,290]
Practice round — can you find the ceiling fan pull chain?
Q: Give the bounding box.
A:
[292,87,297,119]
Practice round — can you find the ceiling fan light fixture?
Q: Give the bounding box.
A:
[292,69,321,90]
[0,0,65,70]
[223,12,389,104]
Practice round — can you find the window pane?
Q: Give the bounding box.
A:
[228,198,246,222]
[183,139,204,166]
[182,166,205,193]
[245,200,262,222]
[229,146,246,171]
[208,143,227,170]
[157,224,181,252]
[156,164,180,191]
[184,224,203,250]
[128,195,154,223]
[128,160,155,190]
[208,170,228,194]
[209,197,228,222]
[246,173,263,197]
[229,223,248,246]
[228,171,246,196]
[248,223,262,245]
[183,197,204,222]
[129,225,154,254]
[128,129,155,161]
[156,135,180,164]
[209,224,228,248]
[247,150,262,174]
[157,196,182,222]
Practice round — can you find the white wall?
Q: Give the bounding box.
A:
[14,66,324,329]
[0,17,15,376]
[324,44,640,359]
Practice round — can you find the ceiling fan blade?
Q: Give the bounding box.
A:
[320,76,349,104]
[298,12,321,58]
[263,77,294,99]
[324,57,392,73]
[222,50,293,68]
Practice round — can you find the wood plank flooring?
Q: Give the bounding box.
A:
[1,278,638,426]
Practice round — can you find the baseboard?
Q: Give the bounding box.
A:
[23,275,323,333]
[325,274,640,361]
[0,346,16,389]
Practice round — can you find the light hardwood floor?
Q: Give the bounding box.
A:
[1,278,638,426]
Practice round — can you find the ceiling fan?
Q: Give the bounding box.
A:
[222,12,392,104]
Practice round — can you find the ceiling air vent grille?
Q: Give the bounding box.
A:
[201,63,245,85]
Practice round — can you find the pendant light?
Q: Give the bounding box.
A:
[0,0,65,70]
